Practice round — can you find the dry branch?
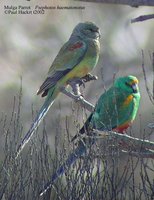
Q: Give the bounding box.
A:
[94,130,154,149]
[61,87,94,112]
[141,50,154,105]
[131,14,154,23]
[76,130,154,159]
[74,0,154,7]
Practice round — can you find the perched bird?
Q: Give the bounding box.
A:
[39,75,140,196]
[15,22,100,158]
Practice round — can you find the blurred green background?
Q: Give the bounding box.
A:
[0,0,153,153]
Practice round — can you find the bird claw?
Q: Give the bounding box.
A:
[60,87,94,112]
[81,73,98,83]
[75,95,84,102]
[68,78,85,88]
[67,78,83,95]
[67,73,98,94]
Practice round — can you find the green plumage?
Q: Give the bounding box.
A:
[15,21,100,158]
[37,22,100,97]
[82,75,140,133]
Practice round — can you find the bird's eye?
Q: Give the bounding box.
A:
[88,28,94,32]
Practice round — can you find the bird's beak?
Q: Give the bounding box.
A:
[98,30,101,39]
[95,29,101,39]
[131,83,138,93]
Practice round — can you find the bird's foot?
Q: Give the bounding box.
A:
[81,73,98,83]
[68,77,85,87]
[67,74,98,95]
[67,78,83,95]
[60,87,94,112]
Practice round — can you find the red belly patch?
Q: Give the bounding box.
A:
[113,122,131,133]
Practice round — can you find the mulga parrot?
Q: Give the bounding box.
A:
[15,22,100,158]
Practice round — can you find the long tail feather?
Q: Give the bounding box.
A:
[39,140,86,196]
[15,88,56,159]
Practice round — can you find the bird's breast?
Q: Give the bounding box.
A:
[122,95,133,107]
[67,65,90,78]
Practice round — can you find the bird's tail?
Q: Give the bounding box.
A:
[39,140,87,196]
[15,87,57,159]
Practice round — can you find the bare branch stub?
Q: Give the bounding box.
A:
[131,14,154,23]
[141,50,154,105]
[152,52,154,100]
[74,0,154,7]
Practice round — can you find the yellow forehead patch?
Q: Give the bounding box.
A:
[130,78,138,85]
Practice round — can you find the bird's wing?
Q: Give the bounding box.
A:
[37,39,87,95]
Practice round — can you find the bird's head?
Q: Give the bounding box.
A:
[72,21,101,40]
[114,75,140,95]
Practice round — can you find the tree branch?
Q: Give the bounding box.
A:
[82,130,154,159]
[131,14,154,23]
[74,0,154,7]
[61,87,94,112]
[141,50,154,105]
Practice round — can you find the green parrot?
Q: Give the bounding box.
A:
[79,75,140,134]
[15,22,100,158]
[39,75,140,196]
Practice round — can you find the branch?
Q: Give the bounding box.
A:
[93,149,154,159]
[82,130,154,159]
[121,149,154,159]
[61,87,94,112]
[61,74,97,112]
[74,0,154,7]
[131,14,154,23]
[141,50,154,105]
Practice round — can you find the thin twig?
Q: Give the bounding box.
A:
[152,52,154,100]
[74,0,154,7]
[93,149,154,159]
[131,14,154,23]
[73,129,154,159]
[121,149,154,159]
[141,50,154,104]
[88,130,154,151]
